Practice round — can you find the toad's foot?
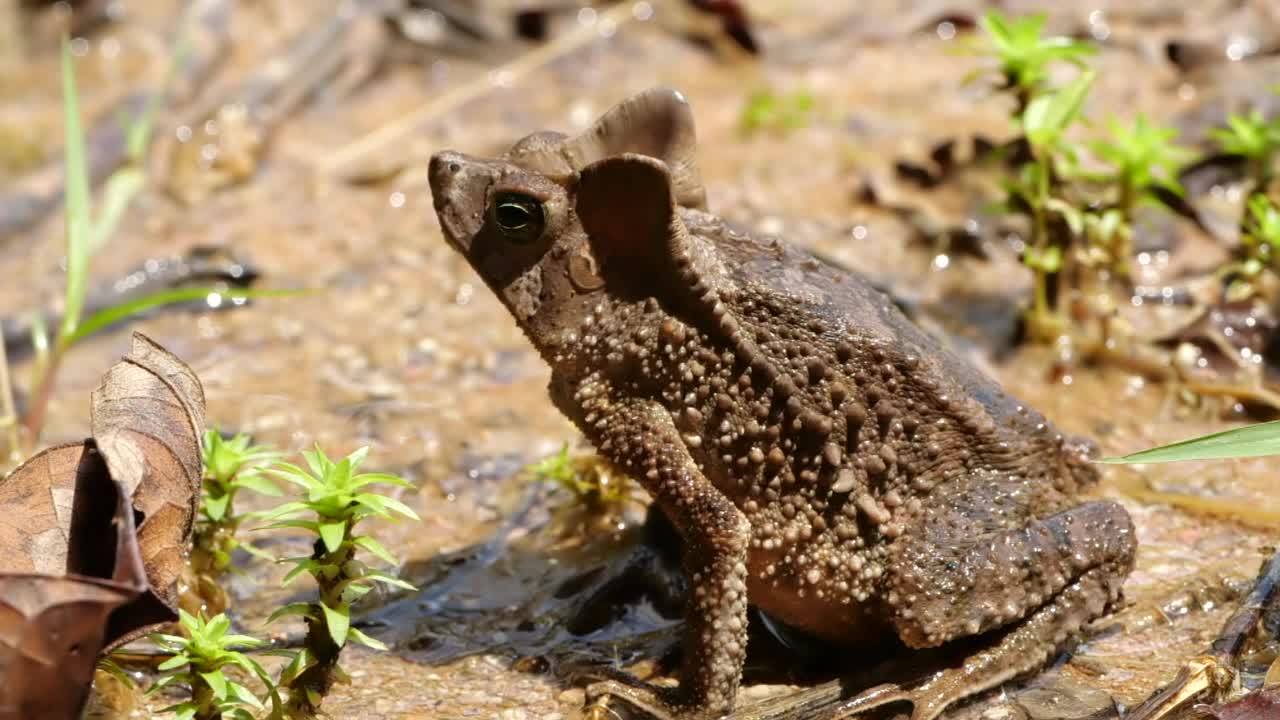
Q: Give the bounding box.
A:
[833,563,1126,720]
[584,672,695,720]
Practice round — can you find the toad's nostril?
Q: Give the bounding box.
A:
[448,162,461,173]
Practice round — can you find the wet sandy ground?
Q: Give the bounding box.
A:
[2,1,1278,718]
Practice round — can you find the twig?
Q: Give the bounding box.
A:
[1124,549,1280,720]
[318,2,640,176]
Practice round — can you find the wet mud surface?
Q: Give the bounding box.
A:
[2,1,1279,718]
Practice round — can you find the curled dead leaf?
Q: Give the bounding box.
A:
[0,443,147,720]
[90,333,206,647]
[0,333,206,719]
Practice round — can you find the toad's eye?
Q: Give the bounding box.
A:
[493,192,545,243]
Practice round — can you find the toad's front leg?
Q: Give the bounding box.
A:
[583,398,751,719]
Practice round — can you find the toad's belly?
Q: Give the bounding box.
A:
[744,545,897,647]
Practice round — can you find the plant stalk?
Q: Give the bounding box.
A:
[285,535,354,718]
[191,674,221,720]
[0,337,21,465]
[21,346,63,449]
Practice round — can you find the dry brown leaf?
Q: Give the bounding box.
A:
[0,442,148,720]
[0,332,207,719]
[90,333,205,646]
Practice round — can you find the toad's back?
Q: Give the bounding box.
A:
[685,207,1090,481]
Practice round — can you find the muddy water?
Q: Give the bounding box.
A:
[2,1,1278,718]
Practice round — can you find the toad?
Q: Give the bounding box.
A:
[427,88,1136,720]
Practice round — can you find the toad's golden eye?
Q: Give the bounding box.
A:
[493,192,545,243]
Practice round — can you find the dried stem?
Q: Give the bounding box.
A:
[1124,550,1280,720]
[20,349,62,450]
[0,337,20,465]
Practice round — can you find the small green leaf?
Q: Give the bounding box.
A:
[350,472,414,490]
[201,670,229,700]
[275,649,310,684]
[302,447,332,479]
[281,558,322,586]
[343,583,374,602]
[364,569,416,591]
[265,602,316,625]
[321,603,350,647]
[347,446,370,470]
[348,626,388,651]
[1024,70,1095,148]
[318,520,347,554]
[178,608,199,629]
[225,681,265,710]
[356,493,419,521]
[233,472,282,497]
[206,614,231,640]
[258,519,320,534]
[222,634,265,649]
[235,539,276,562]
[156,654,190,672]
[254,501,314,523]
[147,673,182,693]
[203,491,231,522]
[353,535,399,566]
[1101,419,1280,464]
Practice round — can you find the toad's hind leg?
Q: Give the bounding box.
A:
[836,499,1136,720]
[833,564,1125,720]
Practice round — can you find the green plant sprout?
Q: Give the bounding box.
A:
[975,10,1095,112]
[148,610,279,720]
[192,430,283,578]
[259,446,417,717]
[1090,114,1195,217]
[1073,115,1197,278]
[529,442,638,518]
[1078,207,1131,277]
[1002,70,1095,337]
[739,88,816,135]
[1210,110,1280,191]
[1225,194,1280,300]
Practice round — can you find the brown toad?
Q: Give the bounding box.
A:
[427,88,1136,720]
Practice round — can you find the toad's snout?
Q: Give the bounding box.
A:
[428,151,466,205]
[428,151,490,253]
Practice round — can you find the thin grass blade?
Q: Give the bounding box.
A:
[66,287,299,346]
[1101,420,1280,464]
[59,38,91,343]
